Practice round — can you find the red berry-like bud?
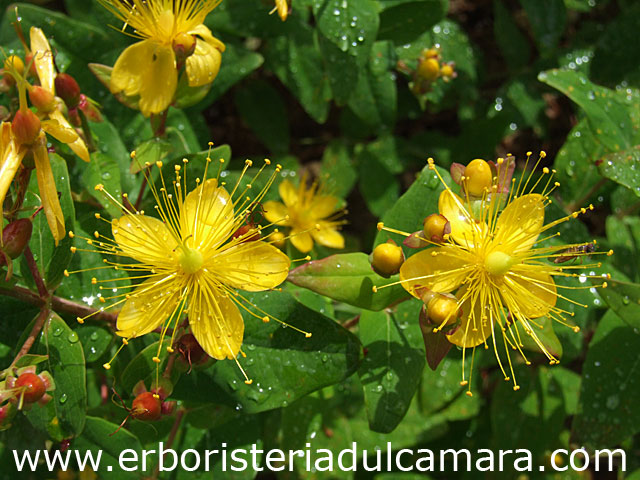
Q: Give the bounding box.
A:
[54,73,81,109]
[1,219,33,264]
[131,392,162,421]
[176,333,207,367]
[161,400,177,416]
[232,224,260,242]
[15,372,46,404]
[12,109,41,145]
[29,85,56,113]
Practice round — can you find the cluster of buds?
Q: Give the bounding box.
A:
[408,47,457,95]
[0,366,56,426]
[55,73,102,127]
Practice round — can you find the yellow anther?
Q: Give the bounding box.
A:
[94,184,104,191]
[103,363,111,370]
[152,356,161,363]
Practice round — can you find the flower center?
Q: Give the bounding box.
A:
[179,246,203,274]
[484,250,513,276]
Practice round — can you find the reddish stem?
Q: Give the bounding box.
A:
[23,247,48,299]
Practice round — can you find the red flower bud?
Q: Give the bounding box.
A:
[176,333,208,368]
[1,218,33,265]
[131,392,162,421]
[29,86,56,113]
[12,109,41,145]
[54,73,81,109]
[14,372,46,404]
[232,224,260,242]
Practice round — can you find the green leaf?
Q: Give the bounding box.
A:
[234,80,290,154]
[130,138,174,174]
[519,316,563,359]
[26,312,86,440]
[597,279,640,330]
[173,291,361,413]
[73,416,142,479]
[598,147,640,196]
[378,0,446,44]
[120,340,170,394]
[317,34,361,104]
[266,22,332,123]
[76,325,113,364]
[357,301,425,433]
[90,119,136,193]
[493,0,531,70]
[357,151,400,217]
[374,164,449,248]
[519,0,567,55]
[312,0,379,60]
[320,140,358,198]
[572,310,640,448]
[287,253,410,311]
[82,153,122,218]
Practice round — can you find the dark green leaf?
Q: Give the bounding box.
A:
[82,153,122,218]
[598,147,640,196]
[519,0,567,54]
[320,140,358,198]
[287,253,410,311]
[378,0,446,44]
[597,279,640,330]
[358,301,425,433]
[493,0,531,70]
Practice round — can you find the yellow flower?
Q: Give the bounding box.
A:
[99,0,225,117]
[28,27,90,163]
[273,0,289,21]
[263,175,345,253]
[72,154,296,381]
[380,155,611,393]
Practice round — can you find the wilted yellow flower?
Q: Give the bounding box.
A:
[378,155,612,393]
[70,153,301,382]
[263,175,345,253]
[98,0,225,116]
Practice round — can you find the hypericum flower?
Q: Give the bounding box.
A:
[69,150,307,383]
[376,154,612,394]
[98,0,225,116]
[263,175,345,253]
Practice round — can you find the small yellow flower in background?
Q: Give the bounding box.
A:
[272,0,289,21]
[98,0,225,117]
[263,174,345,253]
[70,151,304,382]
[377,154,612,394]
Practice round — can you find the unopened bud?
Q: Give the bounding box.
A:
[464,159,492,196]
[28,85,56,113]
[270,231,286,249]
[417,58,440,82]
[0,403,17,429]
[161,400,177,416]
[427,293,461,326]
[54,73,81,109]
[1,218,33,264]
[422,48,439,59]
[423,214,450,243]
[131,392,162,421]
[3,56,24,86]
[232,224,260,242]
[441,63,455,78]
[12,109,41,145]
[14,372,46,404]
[78,94,103,123]
[371,242,405,277]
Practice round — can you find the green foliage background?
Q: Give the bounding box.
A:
[1,0,640,478]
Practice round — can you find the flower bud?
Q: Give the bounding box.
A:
[1,218,33,264]
[14,372,46,404]
[3,56,24,86]
[172,32,196,63]
[54,73,81,109]
[12,109,41,145]
[270,231,286,249]
[423,214,450,243]
[232,224,260,242]
[464,159,493,196]
[28,85,56,113]
[422,48,439,59]
[131,392,162,421]
[161,400,177,416]
[176,333,208,368]
[441,63,455,79]
[371,242,405,277]
[426,293,461,326]
[0,403,17,430]
[417,58,440,82]
[78,94,103,123]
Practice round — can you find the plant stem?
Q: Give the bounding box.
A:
[9,306,50,371]
[23,247,48,299]
[151,109,169,138]
[0,285,117,324]
[78,109,97,152]
[566,178,608,213]
[151,409,184,479]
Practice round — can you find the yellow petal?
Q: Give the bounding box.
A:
[504,266,557,318]
[275,0,289,20]
[30,27,55,94]
[399,246,473,297]
[111,40,177,116]
[438,189,486,249]
[186,25,225,87]
[279,179,298,207]
[310,194,340,219]
[112,214,178,266]
[189,289,244,360]
[34,138,65,245]
[0,130,25,215]
[290,229,313,253]
[263,200,290,225]
[447,287,493,348]
[493,194,544,254]
[41,119,78,144]
[180,178,234,251]
[48,110,90,162]
[311,223,344,249]
[116,278,181,337]
[210,241,290,291]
